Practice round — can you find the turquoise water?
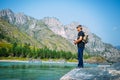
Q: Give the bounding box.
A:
[0,61,97,80]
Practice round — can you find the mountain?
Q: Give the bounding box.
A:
[42,17,120,62]
[0,18,41,47]
[0,9,120,62]
[0,9,76,53]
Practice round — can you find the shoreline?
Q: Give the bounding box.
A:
[0,59,78,64]
[0,59,110,65]
[0,57,110,64]
[0,60,29,63]
[0,59,111,66]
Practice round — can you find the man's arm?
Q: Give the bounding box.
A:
[74,36,83,44]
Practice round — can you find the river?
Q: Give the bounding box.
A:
[0,61,97,80]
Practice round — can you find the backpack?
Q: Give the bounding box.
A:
[82,32,88,44]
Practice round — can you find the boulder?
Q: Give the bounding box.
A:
[60,63,120,80]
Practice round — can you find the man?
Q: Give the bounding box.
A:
[74,25,85,68]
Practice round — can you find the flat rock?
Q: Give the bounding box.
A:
[60,68,112,80]
[60,63,120,80]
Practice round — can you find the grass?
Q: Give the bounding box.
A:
[0,42,12,48]
[0,57,29,61]
[84,56,106,63]
[67,59,78,62]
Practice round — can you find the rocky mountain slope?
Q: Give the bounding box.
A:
[0,9,76,52]
[42,17,120,62]
[0,18,41,47]
[0,9,120,62]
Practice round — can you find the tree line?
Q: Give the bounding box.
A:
[0,42,77,60]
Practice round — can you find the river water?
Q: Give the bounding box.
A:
[0,61,97,80]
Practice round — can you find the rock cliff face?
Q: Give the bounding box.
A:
[0,9,15,23]
[0,9,120,62]
[42,17,120,62]
[42,17,67,38]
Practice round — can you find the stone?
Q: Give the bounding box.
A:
[60,63,120,80]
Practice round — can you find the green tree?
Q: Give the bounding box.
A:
[0,47,8,57]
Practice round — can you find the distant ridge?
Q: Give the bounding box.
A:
[115,46,120,50]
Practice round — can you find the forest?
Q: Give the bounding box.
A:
[0,42,77,60]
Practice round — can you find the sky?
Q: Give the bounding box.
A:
[0,0,120,46]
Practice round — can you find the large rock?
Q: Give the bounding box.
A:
[60,63,120,80]
[60,68,110,80]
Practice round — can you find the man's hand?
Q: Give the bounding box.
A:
[74,40,77,45]
[74,36,83,45]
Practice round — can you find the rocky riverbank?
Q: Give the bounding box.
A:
[60,62,120,80]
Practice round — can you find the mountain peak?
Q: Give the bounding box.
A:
[0,9,14,15]
[0,9,31,25]
[42,17,63,27]
[0,9,15,23]
[5,9,13,12]
[43,17,60,21]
